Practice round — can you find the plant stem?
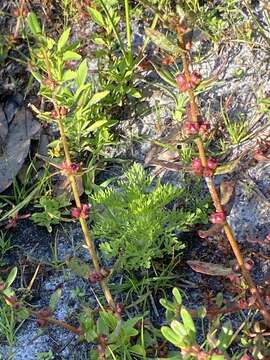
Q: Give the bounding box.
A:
[56,114,115,309]
[177,32,270,324]
[124,0,132,65]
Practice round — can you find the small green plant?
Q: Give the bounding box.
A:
[91,163,208,271]
[31,194,71,232]
[0,232,15,267]
[79,307,160,359]
[161,288,235,359]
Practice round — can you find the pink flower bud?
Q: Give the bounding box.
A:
[71,207,81,218]
[206,157,218,170]
[209,211,226,224]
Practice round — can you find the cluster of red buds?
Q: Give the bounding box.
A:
[114,303,125,316]
[5,295,22,310]
[88,268,109,284]
[36,307,53,327]
[191,157,218,177]
[51,107,68,119]
[209,211,226,224]
[176,71,202,92]
[60,161,80,175]
[71,204,91,219]
[13,7,29,17]
[43,78,58,91]
[183,119,210,137]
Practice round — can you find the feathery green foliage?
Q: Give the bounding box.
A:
[91,163,208,271]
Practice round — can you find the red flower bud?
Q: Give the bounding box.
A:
[51,110,58,119]
[176,73,186,86]
[192,157,202,171]
[183,121,200,135]
[198,122,210,136]
[244,259,254,271]
[98,334,108,345]
[190,71,202,86]
[60,161,80,175]
[89,271,103,284]
[80,204,91,219]
[265,233,270,242]
[206,157,218,170]
[23,8,29,17]
[59,107,68,117]
[209,211,226,224]
[13,8,20,17]
[115,303,125,315]
[71,207,81,218]
[238,298,248,309]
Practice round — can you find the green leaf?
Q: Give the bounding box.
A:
[88,7,104,27]
[57,28,71,52]
[62,70,77,82]
[76,60,88,87]
[172,288,182,305]
[88,120,108,132]
[151,63,177,88]
[160,298,176,312]
[63,50,81,62]
[27,12,42,36]
[6,267,17,288]
[161,325,186,348]
[211,355,226,360]
[170,320,188,337]
[145,28,180,55]
[130,344,146,356]
[180,307,196,341]
[127,88,142,98]
[67,257,91,278]
[49,288,62,311]
[218,321,234,351]
[89,90,110,106]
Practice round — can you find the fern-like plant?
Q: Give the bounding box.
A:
[91,163,208,271]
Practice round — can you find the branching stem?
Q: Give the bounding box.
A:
[177,31,270,324]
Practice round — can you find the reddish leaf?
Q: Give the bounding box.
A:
[220,181,235,206]
[198,224,223,238]
[187,260,233,276]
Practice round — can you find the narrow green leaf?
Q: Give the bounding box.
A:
[62,70,77,82]
[76,60,88,87]
[57,28,71,52]
[218,321,234,351]
[180,307,196,341]
[63,50,81,62]
[214,158,241,175]
[88,7,104,27]
[88,120,108,132]
[170,320,188,337]
[49,288,62,311]
[6,267,17,288]
[27,12,42,36]
[172,288,182,305]
[151,63,177,88]
[145,28,180,55]
[89,90,110,106]
[161,326,186,348]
